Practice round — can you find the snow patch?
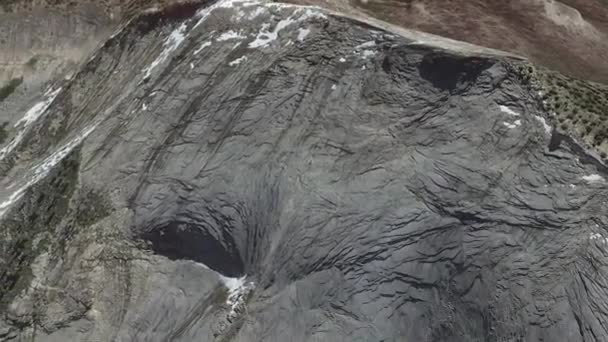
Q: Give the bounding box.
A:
[355,41,376,49]
[590,233,608,245]
[582,174,604,183]
[219,275,255,316]
[194,0,259,29]
[534,115,552,134]
[503,122,517,129]
[339,57,346,63]
[331,84,337,90]
[297,28,310,41]
[249,8,325,49]
[217,30,246,41]
[229,56,248,66]
[361,50,376,59]
[194,41,212,55]
[246,6,267,20]
[0,88,62,162]
[249,19,295,48]
[499,105,520,116]
[142,23,189,80]
[0,123,98,218]
[15,88,62,128]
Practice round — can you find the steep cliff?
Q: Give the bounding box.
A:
[1,0,608,341]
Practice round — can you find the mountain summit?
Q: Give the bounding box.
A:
[0,0,607,341]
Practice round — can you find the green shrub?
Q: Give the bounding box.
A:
[0,122,7,144]
[0,77,23,102]
[25,55,39,68]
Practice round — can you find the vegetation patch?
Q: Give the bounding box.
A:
[25,55,39,69]
[0,122,8,145]
[0,77,23,103]
[511,61,608,159]
[74,187,113,227]
[0,148,80,309]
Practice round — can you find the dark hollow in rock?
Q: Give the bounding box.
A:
[418,52,494,91]
[142,220,244,277]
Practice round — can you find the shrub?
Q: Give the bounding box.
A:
[0,77,22,102]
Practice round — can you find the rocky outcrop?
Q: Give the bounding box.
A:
[0,0,607,341]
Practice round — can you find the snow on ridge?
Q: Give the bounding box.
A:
[249,7,325,49]
[194,0,259,29]
[142,22,189,80]
[582,174,604,183]
[0,123,99,218]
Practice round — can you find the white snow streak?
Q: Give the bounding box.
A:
[499,105,520,116]
[217,30,246,41]
[355,41,376,49]
[503,119,521,129]
[229,56,248,66]
[142,22,188,80]
[15,88,62,128]
[0,123,98,217]
[194,41,212,55]
[582,174,604,183]
[534,115,552,134]
[0,88,62,162]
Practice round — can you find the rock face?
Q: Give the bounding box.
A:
[1,0,608,341]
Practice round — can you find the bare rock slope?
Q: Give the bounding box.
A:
[0,0,608,341]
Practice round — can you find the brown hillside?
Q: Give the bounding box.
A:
[288,0,608,84]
